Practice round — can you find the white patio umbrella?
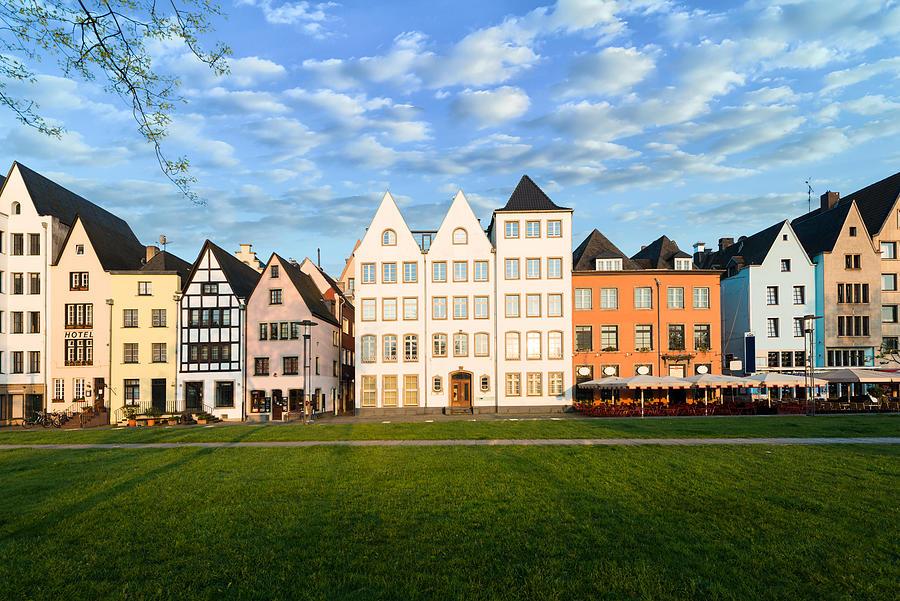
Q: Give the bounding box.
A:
[814,368,900,383]
[744,372,827,407]
[579,375,691,417]
[684,373,752,412]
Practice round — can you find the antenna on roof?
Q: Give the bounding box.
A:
[158,235,168,253]
[804,178,814,213]
[317,248,321,267]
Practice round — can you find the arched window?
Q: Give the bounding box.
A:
[452,228,467,244]
[11,202,20,215]
[480,375,490,392]
[433,376,442,393]
[382,229,396,246]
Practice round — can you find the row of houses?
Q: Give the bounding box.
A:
[2,160,899,420]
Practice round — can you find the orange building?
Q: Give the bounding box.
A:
[572,231,723,402]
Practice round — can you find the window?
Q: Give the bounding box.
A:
[575,325,592,352]
[432,262,447,282]
[10,202,19,215]
[64,339,92,365]
[453,261,468,282]
[480,376,490,392]
[526,373,542,396]
[547,220,562,237]
[674,258,692,270]
[793,286,805,305]
[693,324,711,350]
[382,263,397,284]
[505,332,520,360]
[845,254,861,269]
[635,325,652,350]
[595,258,622,271]
[600,288,618,309]
[575,288,592,310]
[547,258,562,279]
[548,331,563,359]
[11,234,23,255]
[505,294,520,317]
[403,262,417,283]
[138,281,152,296]
[693,287,709,309]
[433,333,448,357]
[215,382,234,408]
[767,318,779,338]
[151,343,167,363]
[64,304,92,329]
[403,297,417,320]
[474,333,489,357]
[254,357,270,376]
[668,324,685,350]
[28,311,39,333]
[362,263,376,284]
[382,298,397,320]
[634,287,652,309]
[152,309,166,327]
[73,378,86,400]
[12,273,23,295]
[202,283,218,295]
[781,259,791,272]
[506,373,521,396]
[849,226,857,237]
[361,336,376,362]
[269,289,283,304]
[361,299,376,321]
[884,337,899,352]
[404,335,418,361]
[453,228,467,244]
[505,258,519,279]
[404,375,419,406]
[837,315,870,336]
[884,274,898,291]
[837,283,870,304]
[793,318,804,337]
[667,287,684,309]
[827,349,867,367]
[433,297,447,319]
[270,264,279,278]
[382,229,396,245]
[280,356,298,375]
[525,258,541,279]
[123,309,138,328]
[10,351,23,374]
[474,296,489,319]
[123,343,139,363]
[548,372,564,395]
[526,221,540,238]
[361,376,377,406]
[884,305,899,323]
[526,294,541,317]
[383,335,398,361]
[69,272,89,291]
[882,242,897,259]
[600,325,618,351]
[53,379,64,401]
[505,221,519,238]
[433,376,442,393]
[474,261,488,281]
[453,333,468,356]
[124,380,140,403]
[526,331,541,359]
[766,286,779,305]
[548,294,562,317]
[453,296,468,319]
[28,351,40,373]
[27,273,39,295]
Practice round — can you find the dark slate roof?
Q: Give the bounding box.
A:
[55,215,145,271]
[278,255,340,327]
[316,264,350,305]
[142,251,193,287]
[699,220,786,270]
[14,162,133,232]
[630,235,692,269]
[496,175,571,212]
[197,240,261,299]
[791,201,854,258]
[573,229,641,271]
[837,171,900,237]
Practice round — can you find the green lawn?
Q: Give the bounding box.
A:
[0,414,897,444]
[0,444,897,600]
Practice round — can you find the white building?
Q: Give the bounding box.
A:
[354,175,573,415]
[698,220,817,373]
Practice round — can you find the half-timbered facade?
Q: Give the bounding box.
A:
[177,240,260,420]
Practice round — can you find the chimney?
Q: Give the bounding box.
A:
[692,242,706,266]
[718,237,734,251]
[821,191,839,211]
[145,245,160,262]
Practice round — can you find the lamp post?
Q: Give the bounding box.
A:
[300,319,317,424]
[803,314,822,415]
[654,278,662,377]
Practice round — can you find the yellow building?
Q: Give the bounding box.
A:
[108,249,191,421]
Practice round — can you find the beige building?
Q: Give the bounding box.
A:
[108,249,191,420]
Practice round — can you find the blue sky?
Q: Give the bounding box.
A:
[4,0,900,274]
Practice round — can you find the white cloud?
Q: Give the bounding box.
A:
[2,126,130,167]
[823,57,900,91]
[201,87,291,115]
[451,87,531,128]
[237,0,337,36]
[226,56,288,87]
[558,47,655,97]
[743,86,804,105]
[246,117,322,156]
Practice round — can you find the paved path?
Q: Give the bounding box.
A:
[1,437,898,450]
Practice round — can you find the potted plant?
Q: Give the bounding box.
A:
[145,406,162,426]
[123,406,138,427]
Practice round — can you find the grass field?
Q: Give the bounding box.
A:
[0,414,897,444]
[0,443,897,600]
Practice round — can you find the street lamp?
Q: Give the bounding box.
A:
[300,319,317,424]
[803,314,822,415]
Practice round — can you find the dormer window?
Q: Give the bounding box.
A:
[674,258,692,270]
[452,228,467,244]
[271,264,279,278]
[382,229,396,246]
[595,258,622,271]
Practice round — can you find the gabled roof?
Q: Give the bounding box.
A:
[141,251,193,287]
[53,213,145,271]
[791,201,854,258]
[837,170,900,237]
[496,175,571,212]
[573,229,641,271]
[699,220,786,270]
[186,240,261,299]
[278,255,340,327]
[630,235,692,269]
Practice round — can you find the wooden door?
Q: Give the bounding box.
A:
[152,379,166,412]
[450,373,472,407]
[272,390,283,419]
[94,378,105,410]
